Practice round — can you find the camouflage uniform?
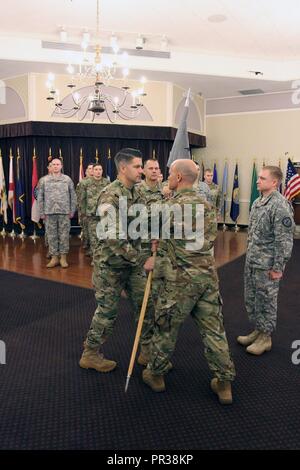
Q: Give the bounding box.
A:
[245,190,294,333]
[81,177,110,255]
[147,188,235,381]
[136,180,165,303]
[85,179,155,351]
[38,174,77,256]
[76,178,91,252]
[198,182,221,215]
[135,180,164,258]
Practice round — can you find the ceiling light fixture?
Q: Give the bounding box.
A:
[46,0,148,122]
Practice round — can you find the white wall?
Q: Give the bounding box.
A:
[194,108,300,225]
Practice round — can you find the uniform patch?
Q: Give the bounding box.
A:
[282,217,292,228]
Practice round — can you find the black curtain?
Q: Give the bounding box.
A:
[0,121,205,232]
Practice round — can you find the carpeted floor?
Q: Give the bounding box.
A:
[0,240,299,450]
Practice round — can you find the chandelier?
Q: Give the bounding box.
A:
[46,0,147,122]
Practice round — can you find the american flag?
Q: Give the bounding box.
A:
[284,158,300,200]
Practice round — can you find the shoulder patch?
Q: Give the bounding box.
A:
[282,217,293,228]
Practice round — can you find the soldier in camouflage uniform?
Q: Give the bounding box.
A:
[237,166,294,355]
[143,159,235,405]
[135,158,165,364]
[38,161,53,259]
[76,163,94,255]
[198,168,222,218]
[38,158,77,268]
[81,164,109,261]
[136,158,164,261]
[79,148,156,373]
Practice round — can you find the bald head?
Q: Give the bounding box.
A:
[168,159,199,190]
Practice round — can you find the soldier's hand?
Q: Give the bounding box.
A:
[144,256,155,272]
[69,212,74,219]
[268,270,283,280]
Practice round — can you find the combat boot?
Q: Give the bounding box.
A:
[246,332,272,355]
[237,330,260,346]
[46,256,60,268]
[79,343,116,373]
[142,369,165,392]
[210,378,233,405]
[60,254,69,268]
[137,345,150,366]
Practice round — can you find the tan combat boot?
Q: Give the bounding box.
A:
[46,256,60,268]
[246,333,272,355]
[237,330,260,346]
[79,343,117,373]
[210,378,233,405]
[137,345,150,366]
[142,369,165,392]
[60,254,69,268]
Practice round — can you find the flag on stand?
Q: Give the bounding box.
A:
[0,150,8,224]
[106,148,113,182]
[284,158,300,201]
[213,163,218,184]
[220,161,228,220]
[250,162,259,211]
[230,163,240,222]
[167,88,191,167]
[8,150,15,222]
[15,149,26,230]
[31,149,40,224]
[79,148,84,182]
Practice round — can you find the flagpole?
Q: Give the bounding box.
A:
[222,198,227,232]
[30,223,40,241]
[9,227,16,239]
[222,160,228,231]
[0,215,6,237]
[0,149,7,236]
[30,148,40,241]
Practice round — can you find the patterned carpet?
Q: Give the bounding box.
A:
[0,240,299,450]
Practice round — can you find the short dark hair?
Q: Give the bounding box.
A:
[86,162,95,168]
[263,165,283,183]
[144,158,159,167]
[114,148,142,171]
[93,163,102,168]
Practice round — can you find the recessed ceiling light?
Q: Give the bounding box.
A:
[207,14,227,23]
